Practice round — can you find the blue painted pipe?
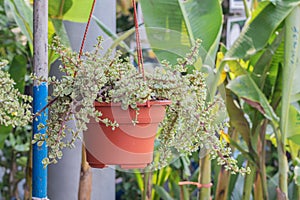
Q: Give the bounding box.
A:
[32,82,48,198]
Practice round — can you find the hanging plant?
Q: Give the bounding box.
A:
[0,60,32,128]
[32,37,250,174]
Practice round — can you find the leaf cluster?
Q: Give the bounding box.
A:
[35,37,249,174]
[0,60,32,128]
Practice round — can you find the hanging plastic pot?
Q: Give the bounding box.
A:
[83,100,171,169]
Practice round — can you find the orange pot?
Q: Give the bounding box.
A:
[83,100,171,169]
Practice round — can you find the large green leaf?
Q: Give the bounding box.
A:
[227,75,279,122]
[49,0,93,23]
[286,104,300,144]
[182,0,222,64]
[226,0,300,59]
[281,5,300,142]
[9,55,27,94]
[140,0,222,64]
[0,125,12,148]
[49,0,73,19]
[251,29,284,96]
[47,19,68,67]
[4,0,33,46]
[225,88,251,147]
[50,19,70,46]
[140,0,190,63]
[153,185,174,200]
[294,163,300,186]
[92,15,132,54]
[230,174,246,200]
[63,0,93,22]
[267,173,279,200]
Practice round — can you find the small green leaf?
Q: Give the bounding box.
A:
[37,141,44,147]
[14,144,30,152]
[16,156,28,166]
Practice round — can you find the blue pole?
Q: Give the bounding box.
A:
[32,84,48,198]
[33,0,48,198]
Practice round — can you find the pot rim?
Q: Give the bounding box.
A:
[94,100,172,107]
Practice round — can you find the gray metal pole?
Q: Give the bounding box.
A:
[32,0,48,199]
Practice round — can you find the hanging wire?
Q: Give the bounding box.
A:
[79,0,97,59]
[77,0,145,81]
[132,0,146,80]
[75,0,97,77]
[77,0,148,108]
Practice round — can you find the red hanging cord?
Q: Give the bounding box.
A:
[74,0,97,77]
[79,0,97,59]
[132,0,145,80]
[178,181,213,188]
[132,0,149,107]
[76,0,146,85]
[77,0,145,81]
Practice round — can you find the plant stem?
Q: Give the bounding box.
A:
[198,154,211,200]
[254,119,268,200]
[273,122,289,198]
[25,143,32,199]
[242,0,251,18]
[277,140,288,197]
[142,171,152,200]
[33,96,58,119]
[297,185,300,200]
[243,162,255,200]
[215,167,231,200]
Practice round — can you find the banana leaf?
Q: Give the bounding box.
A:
[140,0,222,65]
[282,5,300,144]
[226,0,300,60]
[227,75,279,122]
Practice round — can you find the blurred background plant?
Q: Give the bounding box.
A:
[0,0,33,198]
